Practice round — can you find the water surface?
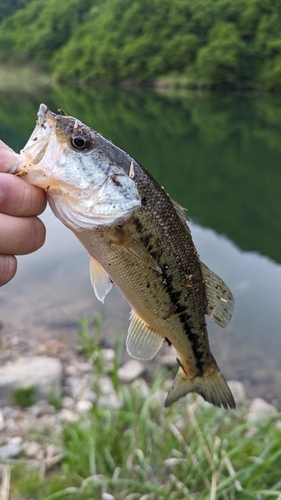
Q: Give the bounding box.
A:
[1,87,281,404]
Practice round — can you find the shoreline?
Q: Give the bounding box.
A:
[0,65,54,91]
[0,65,277,94]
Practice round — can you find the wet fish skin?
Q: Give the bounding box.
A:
[14,103,235,409]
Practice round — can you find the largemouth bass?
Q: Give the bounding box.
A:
[13,103,235,409]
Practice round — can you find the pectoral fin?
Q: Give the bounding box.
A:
[89,256,112,303]
[126,310,163,360]
[112,227,162,273]
[200,261,234,327]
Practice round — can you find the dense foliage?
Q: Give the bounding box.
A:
[0,0,93,62]
[0,0,31,23]
[1,0,281,88]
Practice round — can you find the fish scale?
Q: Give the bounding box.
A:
[74,203,223,386]
[13,103,235,410]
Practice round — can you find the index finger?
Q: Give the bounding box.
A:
[0,140,19,173]
[0,173,47,216]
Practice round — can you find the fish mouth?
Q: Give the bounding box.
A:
[37,103,51,126]
[22,103,56,165]
[12,103,64,186]
[17,104,84,169]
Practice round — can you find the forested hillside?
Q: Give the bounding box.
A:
[1,0,281,89]
[0,0,31,23]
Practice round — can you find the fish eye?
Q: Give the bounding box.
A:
[71,135,92,150]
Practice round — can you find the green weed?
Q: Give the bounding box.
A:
[9,320,281,499]
[12,386,36,408]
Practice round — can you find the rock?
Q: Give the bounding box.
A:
[46,444,61,460]
[64,376,96,402]
[3,418,17,433]
[62,396,75,408]
[227,380,246,405]
[98,376,115,394]
[58,409,80,423]
[0,410,4,431]
[102,493,115,500]
[29,402,57,416]
[117,360,145,383]
[76,399,93,413]
[1,407,20,419]
[0,436,23,459]
[0,350,13,364]
[76,362,92,373]
[65,360,92,377]
[247,397,277,421]
[0,356,62,407]
[23,441,41,458]
[103,349,115,362]
[38,339,66,356]
[35,449,45,461]
[65,364,78,377]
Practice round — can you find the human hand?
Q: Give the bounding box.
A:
[0,140,47,286]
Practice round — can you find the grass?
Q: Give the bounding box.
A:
[12,386,36,408]
[7,316,281,499]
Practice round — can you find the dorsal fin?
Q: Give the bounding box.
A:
[171,199,234,327]
[200,261,234,327]
[126,310,163,360]
[172,200,191,235]
[89,256,112,303]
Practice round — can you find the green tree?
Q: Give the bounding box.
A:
[2,0,281,89]
[0,0,93,63]
[196,23,249,88]
[0,0,31,23]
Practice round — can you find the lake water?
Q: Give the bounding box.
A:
[1,86,281,404]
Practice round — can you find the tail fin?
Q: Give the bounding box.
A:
[164,367,235,409]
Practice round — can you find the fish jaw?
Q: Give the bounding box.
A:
[13,103,142,230]
[13,104,66,188]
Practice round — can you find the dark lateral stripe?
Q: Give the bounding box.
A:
[133,217,143,234]
[178,312,204,375]
[161,266,204,375]
[133,215,205,374]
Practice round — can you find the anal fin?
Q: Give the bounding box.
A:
[126,310,163,360]
[89,256,112,303]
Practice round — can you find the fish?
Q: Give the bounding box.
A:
[12,103,235,409]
